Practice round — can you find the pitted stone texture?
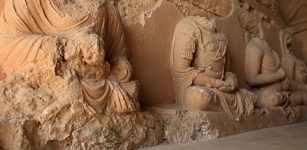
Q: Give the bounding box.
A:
[142,122,307,150]
[110,0,157,24]
[239,0,279,14]
[148,104,307,144]
[0,76,164,150]
[166,0,232,17]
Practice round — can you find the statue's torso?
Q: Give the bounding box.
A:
[258,48,285,91]
[192,32,226,80]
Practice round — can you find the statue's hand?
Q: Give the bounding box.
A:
[218,82,235,93]
[108,57,132,82]
[218,81,236,93]
[217,72,238,93]
[222,72,238,92]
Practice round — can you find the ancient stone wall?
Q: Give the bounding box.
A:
[0,0,306,149]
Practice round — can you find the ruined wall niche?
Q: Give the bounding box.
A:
[0,0,307,149]
[116,0,296,104]
[116,0,241,104]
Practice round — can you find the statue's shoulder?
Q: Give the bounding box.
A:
[175,17,200,38]
[246,38,265,55]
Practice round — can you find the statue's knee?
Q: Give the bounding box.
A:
[183,87,219,111]
[270,93,284,107]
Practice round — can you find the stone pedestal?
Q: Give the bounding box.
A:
[147,104,307,143]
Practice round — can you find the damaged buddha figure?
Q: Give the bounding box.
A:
[0,0,163,149]
[245,24,301,122]
[170,16,257,121]
[0,0,139,114]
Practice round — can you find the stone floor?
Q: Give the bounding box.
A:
[142,121,307,150]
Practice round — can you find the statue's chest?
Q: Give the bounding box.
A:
[262,50,280,72]
[193,45,225,71]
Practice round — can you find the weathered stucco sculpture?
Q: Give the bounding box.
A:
[280,31,307,106]
[245,37,290,108]
[0,0,307,148]
[0,0,141,114]
[245,24,301,121]
[245,26,303,107]
[170,17,256,121]
[0,0,163,149]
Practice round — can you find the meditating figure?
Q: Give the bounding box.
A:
[245,26,302,109]
[245,37,289,108]
[0,0,139,114]
[170,17,256,121]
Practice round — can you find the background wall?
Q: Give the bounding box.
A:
[124,1,182,104]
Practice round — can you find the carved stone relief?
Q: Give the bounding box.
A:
[0,0,306,149]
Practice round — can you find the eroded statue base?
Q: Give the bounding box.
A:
[0,76,164,150]
[147,104,307,143]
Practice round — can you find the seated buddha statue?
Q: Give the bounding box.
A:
[0,0,139,114]
[245,37,290,108]
[245,22,303,109]
[170,16,256,121]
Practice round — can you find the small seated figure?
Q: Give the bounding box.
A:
[280,31,307,106]
[0,0,139,114]
[245,37,292,108]
[170,17,256,121]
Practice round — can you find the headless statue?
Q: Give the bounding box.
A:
[245,37,290,108]
[0,0,139,114]
[170,17,256,121]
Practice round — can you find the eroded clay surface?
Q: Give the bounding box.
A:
[0,0,164,149]
[0,0,307,149]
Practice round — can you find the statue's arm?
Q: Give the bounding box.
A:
[245,47,285,86]
[193,73,225,88]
